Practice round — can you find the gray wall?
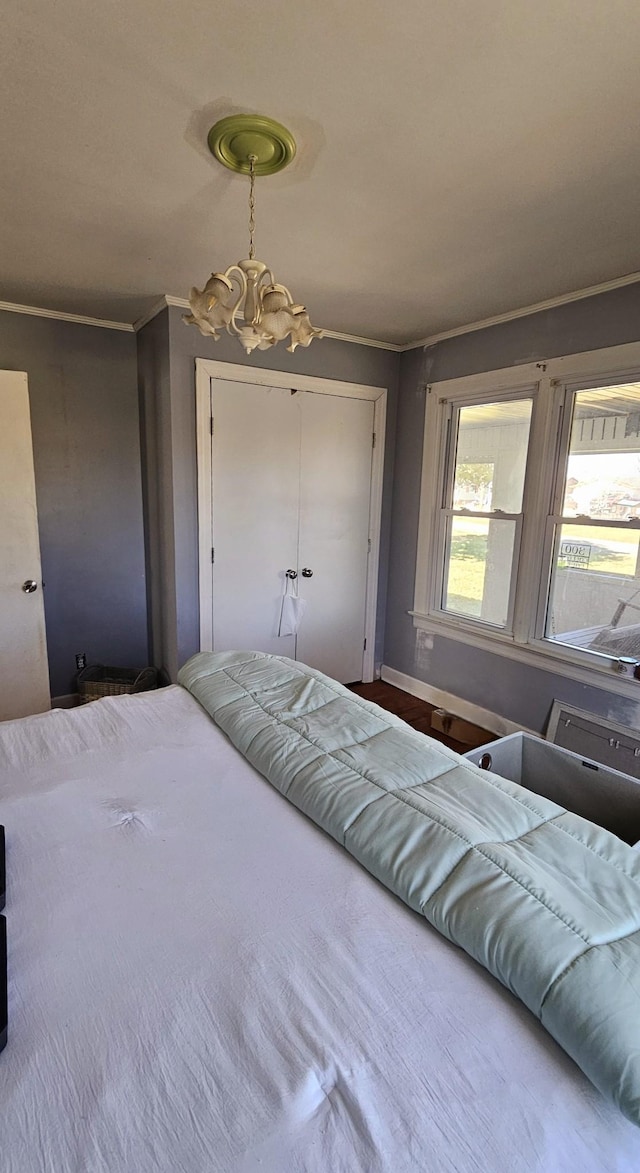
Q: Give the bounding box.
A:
[385,281,640,733]
[140,306,400,681]
[0,309,147,697]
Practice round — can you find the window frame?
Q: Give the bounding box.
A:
[432,385,537,634]
[412,341,640,696]
[531,372,640,650]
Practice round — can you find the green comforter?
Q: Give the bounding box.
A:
[179,650,640,1126]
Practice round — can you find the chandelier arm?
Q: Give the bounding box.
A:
[220,264,245,299]
[254,267,277,321]
[222,265,246,286]
[222,265,248,334]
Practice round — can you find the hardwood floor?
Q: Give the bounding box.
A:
[348,680,493,755]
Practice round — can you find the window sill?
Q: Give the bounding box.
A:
[409,610,640,701]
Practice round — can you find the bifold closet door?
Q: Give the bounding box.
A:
[210,379,374,682]
[211,380,299,658]
[295,392,374,683]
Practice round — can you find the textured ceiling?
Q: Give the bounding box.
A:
[1,1,640,344]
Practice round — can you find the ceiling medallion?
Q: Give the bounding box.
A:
[184,114,323,355]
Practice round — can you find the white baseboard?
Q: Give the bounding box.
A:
[380,665,534,738]
[51,693,80,709]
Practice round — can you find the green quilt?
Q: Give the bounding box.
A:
[179,650,640,1126]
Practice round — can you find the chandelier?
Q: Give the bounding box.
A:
[184,115,323,355]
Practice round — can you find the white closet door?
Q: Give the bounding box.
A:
[0,371,50,719]
[211,380,299,658]
[296,392,374,683]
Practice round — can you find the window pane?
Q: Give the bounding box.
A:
[443,516,516,626]
[546,523,640,656]
[452,399,532,513]
[563,384,640,519]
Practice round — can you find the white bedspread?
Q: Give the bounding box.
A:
[0,686,637,1172]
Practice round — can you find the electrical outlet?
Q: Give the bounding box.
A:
[75,653,86,671]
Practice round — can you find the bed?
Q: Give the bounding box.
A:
[0,659,638,1171]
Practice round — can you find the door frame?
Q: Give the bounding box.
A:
[195,358,388,682]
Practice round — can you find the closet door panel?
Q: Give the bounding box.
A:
[211,380,299,658]
[296,392,374,683]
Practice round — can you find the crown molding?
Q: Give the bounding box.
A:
[3,267,640,350]
[413,269,640,351]
[160,270,640,352]
[133,296,172,333]
[0,298,134,332]
[154,295,404,351]
[318,328,403,351]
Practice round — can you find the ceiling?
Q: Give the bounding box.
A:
[2,1,640,346]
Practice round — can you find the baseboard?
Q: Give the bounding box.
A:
[51,693,80,709]
[380,665,534,739]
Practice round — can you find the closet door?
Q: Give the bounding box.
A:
[296,392,374,683]
[211,380,299,657]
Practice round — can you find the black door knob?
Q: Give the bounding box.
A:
[301,568,313,578]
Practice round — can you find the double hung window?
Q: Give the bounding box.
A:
[438,393,533,629]
[544,383,640,660]
[414,343,640,683]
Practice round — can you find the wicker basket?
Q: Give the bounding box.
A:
[77,665,158,704]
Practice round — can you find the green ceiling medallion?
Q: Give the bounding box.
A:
[208,114,296,176]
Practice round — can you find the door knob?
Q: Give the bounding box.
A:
[285,569,297,579]
[22,580,38,593]
[301,568,313,578]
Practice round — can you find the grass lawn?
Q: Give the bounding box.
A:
[560,523,638,574]
[446,559,485,616]
[444,518,640,616]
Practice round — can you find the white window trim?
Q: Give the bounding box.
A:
[413,340,640,698]
[434,384,537,635]
[195,358,387,683]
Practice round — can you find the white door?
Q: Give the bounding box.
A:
[296,392,374,682]
[211,380,299,658]
[0,371,50,720]
[210,380,374,683]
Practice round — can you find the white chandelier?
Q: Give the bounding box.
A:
[184,114,323,355]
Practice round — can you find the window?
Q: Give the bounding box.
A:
[414,343,640,685]
[439,396,533,628]
[545,383,640,659]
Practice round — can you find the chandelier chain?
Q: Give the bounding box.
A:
[248,154,257,260]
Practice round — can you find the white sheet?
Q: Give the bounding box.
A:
[0,686,637,1171]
